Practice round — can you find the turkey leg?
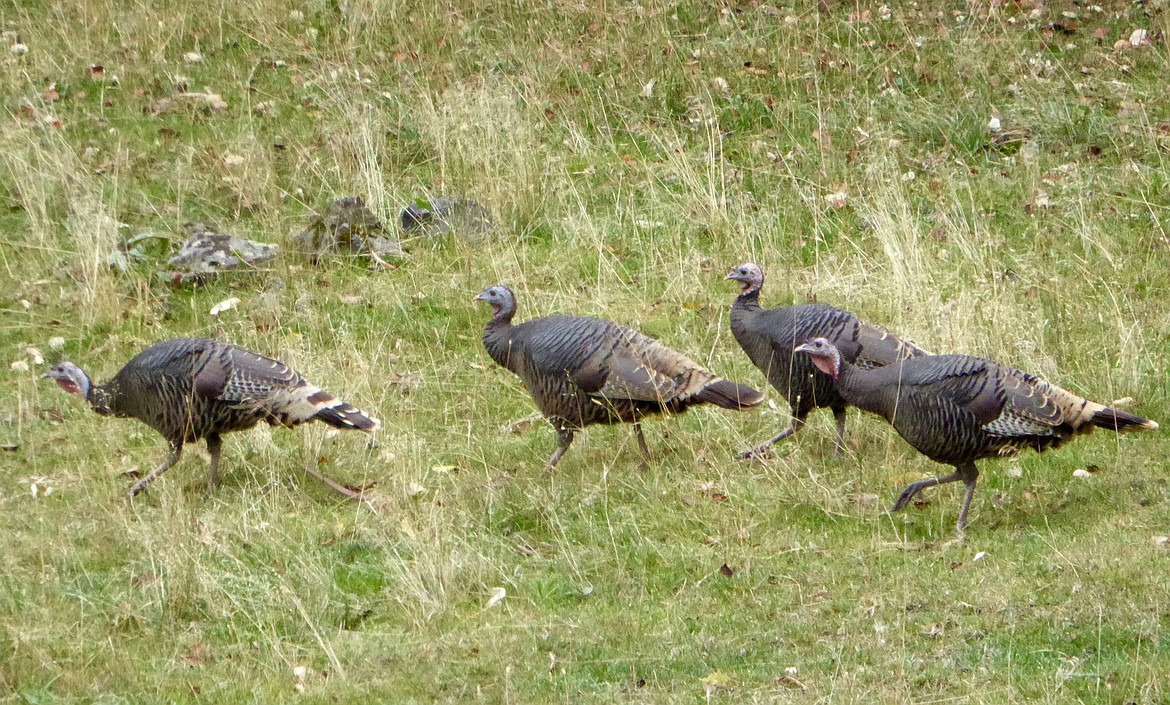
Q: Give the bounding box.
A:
[129,442,184,497]
[545,429,574,470]
[738,418,805,460]
[634,422,651,470]
[891,462,980,530]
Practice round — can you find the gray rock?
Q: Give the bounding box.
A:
[400,197,493,239]
[293,197,405,268]
[162,222,278,285]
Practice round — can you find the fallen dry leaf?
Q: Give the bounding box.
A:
[824,191,848,209]
[697,480,728,502]
[848,493,880,508]
[504,418,532,434]
[209,297,240,316]
[485,586,506,608]
[385,371,421,390]
[151,91,228,115]
[180,640,210,666]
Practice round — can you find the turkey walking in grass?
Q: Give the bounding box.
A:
[726,262,928,458]
[476,284,764,470]
[793,337,1158,531]
[43,338,380,498]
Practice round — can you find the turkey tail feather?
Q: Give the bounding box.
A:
[313,398,381,432]
[1091,407,1158,433]
[696,379,765,410]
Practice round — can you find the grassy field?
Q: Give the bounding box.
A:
[2,0,1169,701]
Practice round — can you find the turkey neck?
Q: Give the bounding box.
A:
[731,285,762,313]
[729,286,762,338]
[482,305,520,371]
[830,358,901,421]
[79,373,116,416]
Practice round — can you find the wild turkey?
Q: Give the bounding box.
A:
[793,337,1158,530]
[476,284,764,469]
[42,338,380,497]
[726,262,928,458]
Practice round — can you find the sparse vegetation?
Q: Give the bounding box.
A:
[1,0,1168,702]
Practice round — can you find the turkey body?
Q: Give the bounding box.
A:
[44,338,379,496]
[834,354,1105,462]
[477,285,763,469]
[795,337,1158,530]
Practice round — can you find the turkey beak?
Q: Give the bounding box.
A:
[473,292,488,302]
[793,343,812,355]
[724,271,739,281]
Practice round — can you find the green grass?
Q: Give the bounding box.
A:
[2,0,1170,701]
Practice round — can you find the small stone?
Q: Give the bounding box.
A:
[10,360,29,372]
[1129,29,1148,47]
[10,43,29,55]
[48,336,65,350]
[183,51,203,63]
